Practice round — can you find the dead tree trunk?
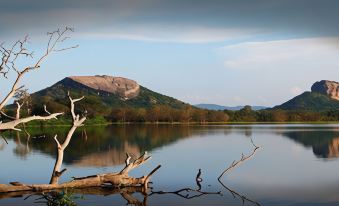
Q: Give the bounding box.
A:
[0,152,161,193]
[49,95,86,184]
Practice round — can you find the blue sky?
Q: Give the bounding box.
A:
[0,0,338,106]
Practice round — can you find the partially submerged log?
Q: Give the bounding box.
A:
[0,152,161,193]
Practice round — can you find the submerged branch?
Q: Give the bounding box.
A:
[218,138,261,206]
[218,138,260,180]
[150,169,221,199]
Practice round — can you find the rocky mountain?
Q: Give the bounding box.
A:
[311,80,339,100]
[29,75,188,116]
[195,104,268,111]
[68,76,140,100]
[274,80,339,111]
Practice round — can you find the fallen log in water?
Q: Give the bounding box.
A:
[0,152,161,193]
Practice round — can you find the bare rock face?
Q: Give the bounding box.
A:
[69,75,140,99]
[311,80,339,100]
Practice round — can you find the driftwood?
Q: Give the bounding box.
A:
[0,152,161,193]
[218,138,261,206]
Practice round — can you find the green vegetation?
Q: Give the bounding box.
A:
[3,77,229,124]
[225,106,339,122]
[274,92,339,111]
[3,78,338,125]
[29,78,188,118]
[37,189,84,206]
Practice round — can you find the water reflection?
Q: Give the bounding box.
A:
[281,129,339,158]
[2,125,339,165]
[1,124,339,206]
[2,125,199,166]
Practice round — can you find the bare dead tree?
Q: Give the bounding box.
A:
[218,138,261,206]
[0,27,78,133]
[49,94,86,184]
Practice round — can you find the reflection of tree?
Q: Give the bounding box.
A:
[282,130,339,158]
[327,137,339,158]
[12,131,30,159]
[0,138,5,151]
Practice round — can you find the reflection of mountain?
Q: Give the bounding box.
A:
[4,125,199,167]
[73,142,141,167]
[327,138,339,158]
[281,129,339,158]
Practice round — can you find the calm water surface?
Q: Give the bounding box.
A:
[0,124,339,206]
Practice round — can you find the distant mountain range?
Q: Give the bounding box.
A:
[194,104,268,111]
[196,80,338,111]
[274,80,339,111]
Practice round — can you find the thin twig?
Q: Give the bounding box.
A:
[218,138,261,206]
[218,138,260,180]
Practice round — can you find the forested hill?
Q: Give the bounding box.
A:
[30,75,188,116]
[274,80,339,111]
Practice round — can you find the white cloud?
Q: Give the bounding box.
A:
[80,25,258,43]
[219,37,339,70]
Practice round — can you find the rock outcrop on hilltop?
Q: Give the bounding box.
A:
[274,80,339,111]
[27,75,187,117]
[69,75,140,99]
[311,80,339,101]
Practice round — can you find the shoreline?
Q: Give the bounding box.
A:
[21,121,339,128]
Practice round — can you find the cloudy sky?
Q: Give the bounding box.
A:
[1,0,338,106]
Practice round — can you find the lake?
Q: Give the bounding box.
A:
[1,124,339,206]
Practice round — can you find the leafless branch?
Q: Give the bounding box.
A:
[0,112,63,131]
[0,111,15,120]
[218,138,261,206]
[0,27,77,112]
[218,138,260,180]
